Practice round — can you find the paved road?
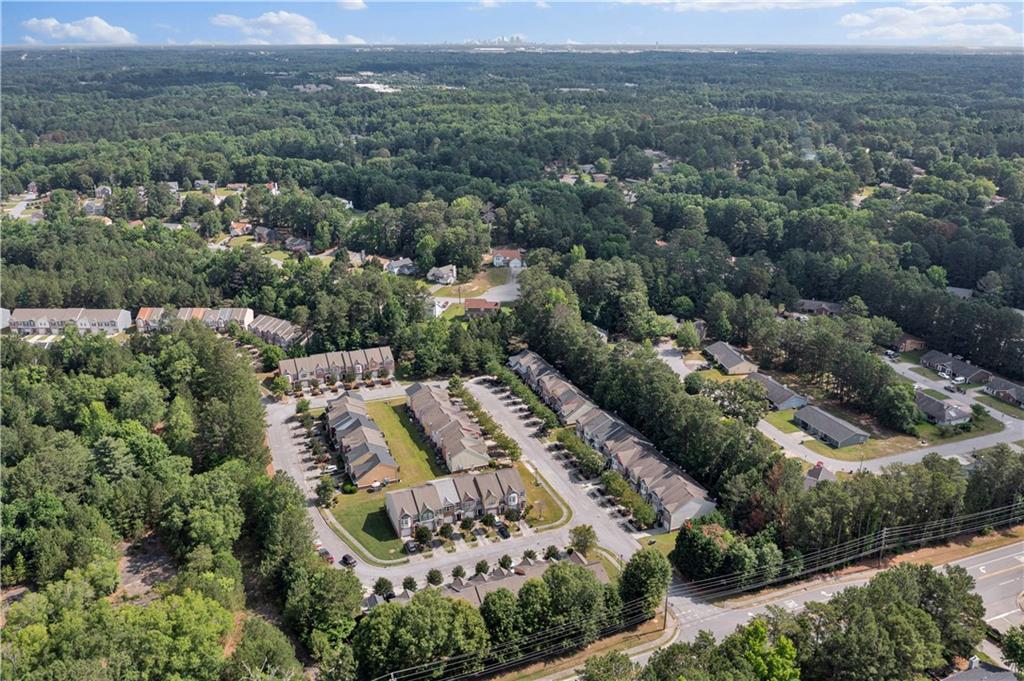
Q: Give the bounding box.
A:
[634,541,1023,667]
[7,192,36,218]
[432,266,523,307]
[466,377,641,562]
[655,341,698,381]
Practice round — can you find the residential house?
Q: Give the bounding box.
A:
[9,308,132,336]
[793,405,869,449]
[326,394,399,488]
[277,346,395,386]
[508,350,596,425]
[81,198,105,216]
[446,552,608,607]
[254,226,278,243]
[747,373,808,411]
[942,658,1017,680]
[135,307,166,333]
[406,383,490,472]
[175,307,211,323]
[164,181,180,194]
[426,298,448,318]
[229,221,252,237]
[94,186,113,199]
[796,299,844,316]
[465,299,500,319]
[249,314,306,348]
[893,333,926,353]
[983,377,1024,409]
[225,183,247,192]
[284,236,311,254]
[0,308,9,330]
[427,264,457,285]
[202,307,254,332]
[704,341,758,375]
[945,286,974,300]
[26,181,38,194]
[385,468,525,537]
[194,179,214,190]
[803,462,837,491]
[915,390,972,426]
[920,351,993,384]
[266,182,281,196]
[386,258,416,276]
[492,248,524,268]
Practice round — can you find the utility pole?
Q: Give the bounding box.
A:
[877,527,887,568]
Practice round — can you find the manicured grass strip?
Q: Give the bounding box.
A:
[516,460,569,530]
[696,368,744,383]
[764,408,800,434]
[644,531,677,559]
[441,303,464,319]
[899,350,924,365]
[977,394,1024,420]
[910,366,942,381]
[922,388,948,400]
[592,546,623,581]
[366,399,446,485]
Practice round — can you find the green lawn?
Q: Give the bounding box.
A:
[228,235,254,248]
[899,350,925,365]
[516,460,567,529]
[696,368,745,383]
[645,531,677,559]
[435,267,509,298]
[976,395,1024,420]
[764,408,800,433]
[910,366,943,381]
[593,548,622,581]
[922,388,948,400]
[265,250,290,261]
[330,399,444,560]
[441,303,465,319]
[331,497,406,560]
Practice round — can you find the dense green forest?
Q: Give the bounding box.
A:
[2,47,1024,679]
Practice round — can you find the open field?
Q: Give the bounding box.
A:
[977,394,1024,420]
[435,266,509,298]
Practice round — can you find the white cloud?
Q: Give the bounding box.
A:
[620,0,855,10]
[210,11,363,45]
[22,35,40,45]
[22,16,138,44]
[536,0,551,8]
[338,0,367,9]
[840,2,1020,45]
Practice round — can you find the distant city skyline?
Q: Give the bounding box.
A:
[4,1,1022,49]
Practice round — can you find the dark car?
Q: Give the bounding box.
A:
[944,384,957,393]
[496,524,511,539]
[317,548,334,564]
[341,554,356,567]
[404,540,421,554]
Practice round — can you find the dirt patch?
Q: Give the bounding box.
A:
[111,535,178,605]
[223,611,248,658]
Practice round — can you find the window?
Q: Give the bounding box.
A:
[507,493,518,506]
[401,517,411,528]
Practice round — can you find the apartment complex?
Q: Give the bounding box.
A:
[325,394,399,488]
[384,468,525,538]
[249,314,306,348]
[406,383,490,472]
[277,346,395,386]
[509,350,715,530]
[9,308,132,336]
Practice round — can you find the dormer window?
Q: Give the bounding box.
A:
[507,493,518,506]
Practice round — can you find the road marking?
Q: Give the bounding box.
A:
[820,590,832,597]
[986,610,1019,622]
[978,566,986,574]
[785,600,798,610]
[999,578,1019,586]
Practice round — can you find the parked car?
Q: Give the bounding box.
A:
[404,540,421,554]
[496,524,511,539]
[944,385,957,393]
[317,548,334,563]
[341,554,356,567]
[324,465,338,474]
[951,376,966,385]
[938,371,951,380]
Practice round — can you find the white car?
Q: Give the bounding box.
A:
[324,464,338,474]
[938,371,951,380]
[951,376,966,385]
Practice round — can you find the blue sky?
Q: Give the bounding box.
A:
[4,1,1022,48]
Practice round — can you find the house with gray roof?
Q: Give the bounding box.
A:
[427,264,457,285]
[803,461,837,491]
[277,346,395,386]
[249,313,306,348]
[915,390,972,426]
[406,383,490,472]
[9,308,132,336]
[920,351,992,384]
[385,257,416,276]
[984,377,1024,409]
[796,299,844,316]
[747,373,807,411]
[704,341,758,375]
[384,469,525,538]
[325,394,398,488]
[942,659,1016,680]
[793,405,869,449]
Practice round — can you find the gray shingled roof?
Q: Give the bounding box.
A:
[705,341,754,372]
[747,372,804,408]
[795,405,868,442]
